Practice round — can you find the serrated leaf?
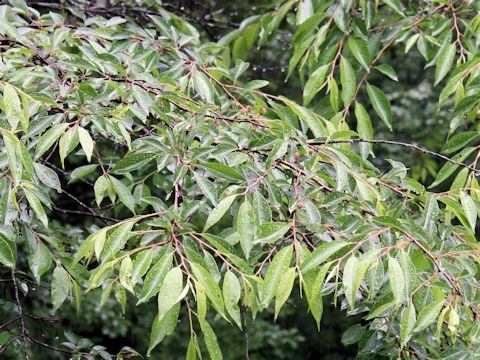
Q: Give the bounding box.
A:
[193,171,217,205]
[366,84,392,130]
[0,234,16,268]
[460,191,477,232]
[157,267,184,320]
[203,194,238,232]
[51,266,70,312]
[400,302,416,348]
[223,270,242,328]
[112,152,157,174]
[110,176,135,214]
[237,200,254,259]
[101,221,134,261]
[414,299,445,332]
[254,222,290,244]
[300,241,349,273]
[77,127,94,162]
[261,245,293,307]
[131,249,153,285]
[435,43,456,85]
[303,64,329,106]
[348,37,371,70]
[388,257,405,304]
[137,252,174,304]
[34,123,70,160]
[24,188,48,228]
[340,57,356,106]
[69,164,98,182]
[3,83,23,131]
[34,163,61,190]
[274,267,296,320]
[191,262,225,316]
[28,243,52,283]
[147,303,180,355]
[374,64,398,81]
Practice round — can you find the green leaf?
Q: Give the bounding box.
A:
[442,132,479,154]
[3,83,24,131]
[0,234,16,268]
[252,192,272,225]
[414,299,445,332]
[191,262,225,316]
[69,164,98,182]
[388,257,405,304]
[261,245,293,307]
[203,194,238,231]
[193,171,217,205]
[112,152,157,174]
[237,200,255,259]
[28,243,52,283]
[429,147,476,188]
[137,252,174,304]
[77,127,94,162]
[24,188,48,228]
[199,318,223,360]
[374,64,398,81]
[51,266,70,312]
[400,302,416,348]
[34,163,61,190]
[34,123,70,160]
[223,270,242,328]
[347,37,371,70]
[303,64,329,106]
[94,175,109,207]
[434,43,456,85]
[355,103,373,159]
[383,0,405,16]
[201,162,244,182]
[194,71,214,103]
[460,191,477,232]
[131,249,153,286]
[148,303,180,355]
[2,130,22,185]
[340,57,356,106]
[101,221,134,261]
[157,267,184,321]
[300,241,349,273]
[274,267,296,320]
[254,222,290,244]
[110,176,135,214]
[119,256,134,293]
[366,84,392,130]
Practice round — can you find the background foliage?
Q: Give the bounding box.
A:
[0,0,479,359]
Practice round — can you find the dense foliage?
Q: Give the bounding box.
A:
[0,0,480,359]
